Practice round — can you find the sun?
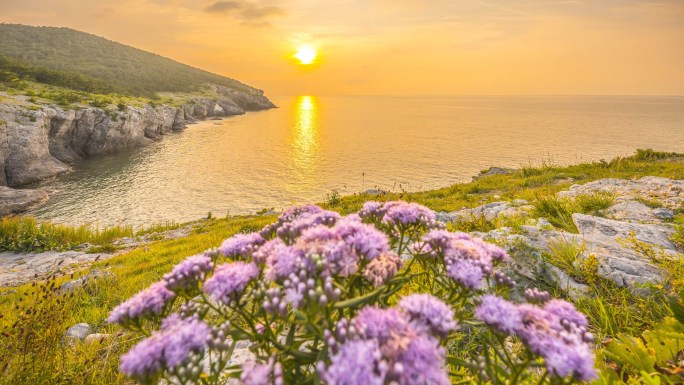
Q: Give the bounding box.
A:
[294,46,317,65]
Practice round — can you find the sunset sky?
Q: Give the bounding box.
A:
[1,0,683,96]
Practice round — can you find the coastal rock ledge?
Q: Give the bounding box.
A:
[0,85,275,188]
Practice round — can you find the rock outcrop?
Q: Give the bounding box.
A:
[0,85,275,188]
[438,177,684,294]
[0,186,48,216]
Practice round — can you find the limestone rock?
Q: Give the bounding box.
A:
[64,323,93,344]
[572,213,675,287]
[472,166,514,181]
[652,207,675,220]
[0,250,108,287]
[0,186,48,216]
[439,201,532,223]
[603,201,660,223]
[559,177,684,210]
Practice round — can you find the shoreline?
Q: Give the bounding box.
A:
[0,85,276,216]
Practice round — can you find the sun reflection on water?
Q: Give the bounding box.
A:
[288,96,320,194]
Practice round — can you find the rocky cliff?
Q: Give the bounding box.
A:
[0,85,275,188]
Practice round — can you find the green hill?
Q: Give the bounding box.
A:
[0,23,255,97]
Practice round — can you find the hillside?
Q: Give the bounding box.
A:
[0,23,255,97]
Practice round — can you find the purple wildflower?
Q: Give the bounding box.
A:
[362,252,403,287]
[260,240,304,281]
[446,258,486,290]
[475,295,597,381]
[163,254,214,293]
[276,210,341,243]
[322,339,387,385]
[241,357,284,385]
[334,220,390,260]
[108,281,175,325]
[394,335,450,385]
[354,307,414,345]
[516,304,597,381]
[203,262,259,304]
[474,295,523,335]
[119,315,209,381]
[381,202,436,228]
[278,205,323,223]
[415,229,472,257]
[398,294,457,337]
[220,232,265,259]
[358,201,389,222]
[543,299,588,329]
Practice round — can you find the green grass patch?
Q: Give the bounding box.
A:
[0,216,134,252]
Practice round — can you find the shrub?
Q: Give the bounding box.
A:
[109,201,598,385]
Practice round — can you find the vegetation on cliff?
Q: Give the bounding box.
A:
[0,24,255,97]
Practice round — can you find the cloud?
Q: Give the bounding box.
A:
[204,1,285,21]
[205,1,242,13]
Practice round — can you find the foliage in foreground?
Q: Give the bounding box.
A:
[108,202,597,385]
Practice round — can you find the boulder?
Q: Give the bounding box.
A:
[64,323,93,344]
[0,186,48,216]
[472,167,514,181]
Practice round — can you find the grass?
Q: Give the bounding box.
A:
[0,150,683,384]
[0,217,190,253]
[533,192,615,232]
[0,216,134,252]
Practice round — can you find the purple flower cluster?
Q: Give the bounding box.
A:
[119,315,210,381]
[240,357,284,385]
[417,230,510,290]
[203,262,259,305]
[321,296,453,385]
[219,232,265,259]
[398,294,458,338]
[260,205,341,244]
[362,252,403,287]
[359,201,438,229]
[163,253,214,293]
[108,281,175,325]
[475,294,596,381]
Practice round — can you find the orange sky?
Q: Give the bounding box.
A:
[1,0,684,96]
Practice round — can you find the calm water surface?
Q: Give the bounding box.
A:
[29,96,684,227]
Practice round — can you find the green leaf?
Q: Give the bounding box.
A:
[333,286,385,309]
[603,333,657,373]
[668,290,684,325]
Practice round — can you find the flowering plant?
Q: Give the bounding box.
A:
[110,201,597,385]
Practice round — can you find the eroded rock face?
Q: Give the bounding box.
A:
[0,186,48,216]
[0,85,276,188]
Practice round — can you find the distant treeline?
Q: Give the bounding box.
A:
[0,23,254,97]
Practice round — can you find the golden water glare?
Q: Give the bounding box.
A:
[287,95,320,193]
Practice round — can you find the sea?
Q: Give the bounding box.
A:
[26,95,684,227]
